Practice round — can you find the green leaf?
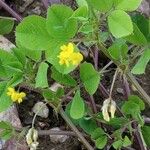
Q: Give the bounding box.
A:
[12,48,26,67]
[86,0,113,12]
[43,89,57,101]
[46,4,77,40]
[0,49,23,79]
[65,101,81,126]
[122,95,145,125]
[0,82,12,112]
[0,121,14,140]
[131,49,150,74]
[121,101,140,116]
[124,23,147,45]
[24,48,41,61]
[107,117,128,129]
[70,90,85,119]
[0,81,7,97]
[123,136,132,147]
[73,6,88,20]
[8,72,23,86]
[79,118,97,134]
[0,18,14,35]
[91,128,105,140]
[121,95,145,121]
[142,125,150,147]
[80,62,100,95]
[113,129,123,139]
[76,0,88,7]
[51,66,77,86]
[16,15,53,50]
[132,14,150,42]
[35,62,49,88]
[108,39,128,61]
[113,140,123,149]
[99,32,109,43]
[79,22,93,34]
[114,0,142,11]
[56,87,64,98]
[108,10,133,38]
[43,88,62,108]
[95,135,107,149]
[128,95,145,110]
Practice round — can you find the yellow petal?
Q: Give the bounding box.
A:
[11,93,18,101]
[18,98,23,103]
[68,43,74,51]
[20,92,26,98]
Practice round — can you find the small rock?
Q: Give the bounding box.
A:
[32,102,49,118]
[116,88,124,95]
[49,127,69,143]
[0,35,15,52]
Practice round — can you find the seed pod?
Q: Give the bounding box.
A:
[26,128,39,150]
[109,100,116,118]
[102,98,111,122]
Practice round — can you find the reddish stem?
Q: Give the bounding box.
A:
[0,0,22,21]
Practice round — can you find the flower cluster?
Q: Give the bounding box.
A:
[7,87,26,103]
[57,43,83,67]
[102,98,116,122]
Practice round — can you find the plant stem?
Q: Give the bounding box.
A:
[89,96,97,114]
[123,74,131,99]
[32,102,48,128]
[0,0,22,21]
[99,84,109,98]
[109,69,118,98]
[126,72,150,106]
[38,130,87,137]
[94,46,98,70]
[59,108,94,150]
[100,61,113,73]
[133,123,147,150]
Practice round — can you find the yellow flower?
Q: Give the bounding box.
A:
[70,52,83,65]
[57,43,83,67]
[7,87,26,103]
